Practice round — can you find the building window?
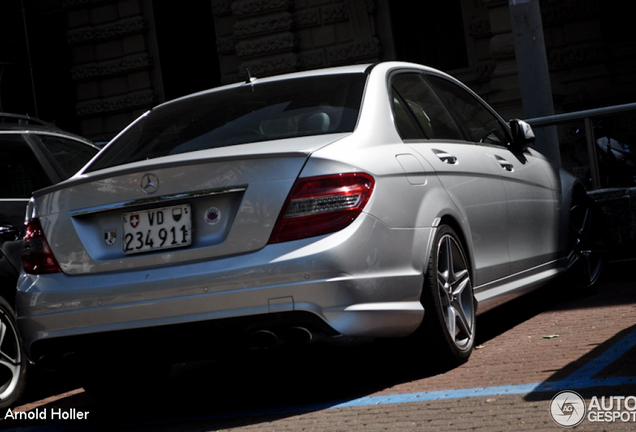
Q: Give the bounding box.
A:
[388,0,468,71]
[153,0,221,101]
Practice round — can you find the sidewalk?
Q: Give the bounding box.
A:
[3,262,635,431]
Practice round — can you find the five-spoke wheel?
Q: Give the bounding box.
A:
[0,297,26,409]
[418,225,475,365]
[567,193,605,289]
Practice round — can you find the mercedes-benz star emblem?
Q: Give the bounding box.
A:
[140,173,159,194]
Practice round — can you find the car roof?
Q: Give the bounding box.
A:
[0,113,95,145]
[152,62,459,111]
[157,63,375,109]
[0,113,58,129]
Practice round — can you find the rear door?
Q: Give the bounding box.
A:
[426,75,559,274]
[390,72,511,286]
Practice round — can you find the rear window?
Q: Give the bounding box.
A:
[36,135,99,178]
[0,134,52,198]
[87,73,366,172]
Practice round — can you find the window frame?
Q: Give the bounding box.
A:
[423,73,514,148]
[389,71,466,143]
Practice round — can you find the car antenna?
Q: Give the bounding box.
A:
[245,68,256,86]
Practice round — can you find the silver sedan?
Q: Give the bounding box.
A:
[16,62,603,393]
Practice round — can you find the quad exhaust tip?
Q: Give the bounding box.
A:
[285,326,313,345]
[248,327,313,349]
[248,329,278,349]
[38,327,316,369]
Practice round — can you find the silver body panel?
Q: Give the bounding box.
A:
[18,214,428,343]
[16,62,578,360]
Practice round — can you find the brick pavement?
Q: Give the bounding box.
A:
[209,391,636,432]
[373,273,636,396]
[8,391,634,431]
[2,262,635,431]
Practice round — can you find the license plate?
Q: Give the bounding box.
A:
[122,204,191,254]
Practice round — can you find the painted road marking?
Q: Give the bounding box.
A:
[332,325,636,409]
[6,327,636,431]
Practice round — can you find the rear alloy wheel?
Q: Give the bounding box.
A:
[419,225,476,365]
[567,194,605,289]
[0,297,27,409]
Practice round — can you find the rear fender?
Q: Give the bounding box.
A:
[302,144,474,287]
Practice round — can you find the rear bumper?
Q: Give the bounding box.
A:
[16,215,431,363]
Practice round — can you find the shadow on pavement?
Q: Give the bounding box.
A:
[4,261,634,430]
[521,260,636,403]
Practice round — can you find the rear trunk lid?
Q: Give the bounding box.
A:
[32,135,347,275]
[31,71,368,275]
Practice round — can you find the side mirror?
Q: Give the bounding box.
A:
[509,119,535,151]
[0,225,20,242]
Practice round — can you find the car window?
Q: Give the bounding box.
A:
[86,73,366,172]
[391,73,464,140]
[391,89,425,140]
[0,135,53,198]
[426,75,511,146]
[36,135,99,178]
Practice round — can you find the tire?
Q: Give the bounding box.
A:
[566,192,605,290]
[0,296,27,409]
[417,225,476,365]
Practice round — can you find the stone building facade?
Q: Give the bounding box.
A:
[3,0,634,143]
[211,0,384,83]
[55,0,159,141]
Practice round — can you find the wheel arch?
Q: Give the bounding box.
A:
[0,284,16,307]
[436,214,476,282]
[0,271,19,308]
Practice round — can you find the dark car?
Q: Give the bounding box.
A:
[0,113,99,408]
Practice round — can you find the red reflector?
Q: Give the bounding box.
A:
[268,173,374,244]
[22,218,61,274]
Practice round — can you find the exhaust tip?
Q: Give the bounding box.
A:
[248,330,278,350]
[284,327,313,345]
[37,352,82,372]
[37,355,60,372]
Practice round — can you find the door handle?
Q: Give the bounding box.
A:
[432,149,457,164]
[495,155,514,171]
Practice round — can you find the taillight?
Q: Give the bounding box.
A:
[268,173,375,244]
[22,218,61,274]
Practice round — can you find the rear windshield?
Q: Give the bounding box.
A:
[36,135,99,178]
[0,134,52,197]
[86,73,366,172]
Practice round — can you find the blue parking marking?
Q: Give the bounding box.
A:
[331,326,636,409]
[565,326,636,382]
[6,327,636,432]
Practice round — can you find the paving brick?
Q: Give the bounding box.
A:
[4,264,636,431]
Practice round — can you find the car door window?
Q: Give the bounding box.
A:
[391,73,464,141]
[426,75,511,146]
[391,88,425,140]
[0,135,53,198]
[36,135,99,178]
